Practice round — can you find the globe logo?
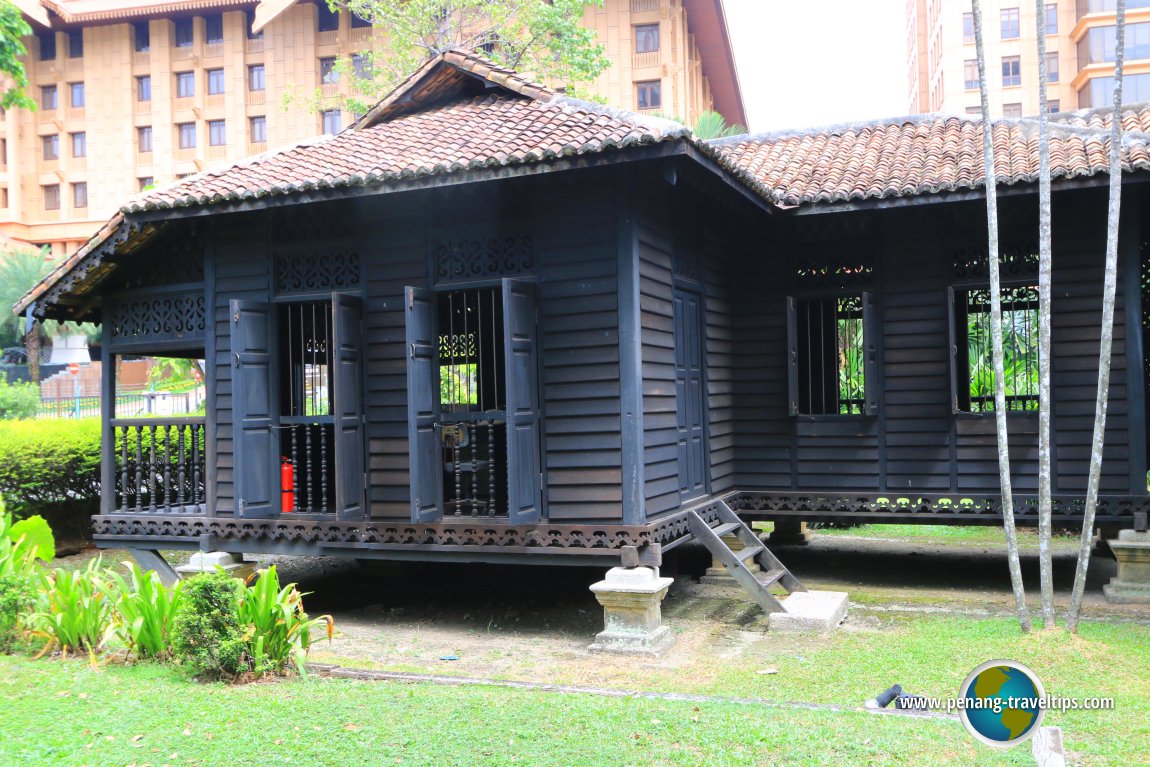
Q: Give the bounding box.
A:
[959,660,1045,748]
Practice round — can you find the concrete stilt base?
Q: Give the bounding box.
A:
[768,518,810,546]
[1103,531,1150,604]
[700,533,762,585]
[588,567,675,656]
[175,551,257,581]
[768,590,849,633]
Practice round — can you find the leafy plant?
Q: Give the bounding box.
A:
[104,562,184,661]
[0,1,35,111]
[238,565,332,676]
[32,559,114,659]
[0,375,39,421]
[691,110,746,140]
[0,572,36,652]
[171,571,247,678]
[0,419,100,515]
[0,507,54,579]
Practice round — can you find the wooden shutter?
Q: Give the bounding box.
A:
[502,278,542,524]
[786,295,799,416]
[230,299,279,518]
[405,286,443,522]
[863,291,880,415]
[947,286,963,414]
[332,294,365,521]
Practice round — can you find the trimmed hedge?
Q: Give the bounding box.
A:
[0,419,101,510]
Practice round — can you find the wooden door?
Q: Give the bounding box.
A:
[230,299,279,518]
[502,278,542,523]
[332,294,365,520]
[673,287,708,501]
[405,286,444,522]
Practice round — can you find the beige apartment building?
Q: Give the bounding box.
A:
[907,0,1150,118]
[2,0,744,259]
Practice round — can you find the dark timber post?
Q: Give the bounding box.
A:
[617,176,645,525]
[100,321,115,516]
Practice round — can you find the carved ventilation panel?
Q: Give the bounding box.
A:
[107,225,204,291]
[794,252,875,288]
[108,292,206,344]
[275,250,362,293]
[433,233,534,283]
[673,248,703,283]
[953,244,1039,280]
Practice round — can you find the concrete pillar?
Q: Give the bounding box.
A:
[1103,530,1150,604]
[768,518,810,546]
[588,566,675,656]
[175,551,257,580]
[700,532,761,584]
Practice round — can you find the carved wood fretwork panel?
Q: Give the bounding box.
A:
[433,233,535,283]
[108,292,206,345]
[275,250,362,294]
[953,243,1039,280]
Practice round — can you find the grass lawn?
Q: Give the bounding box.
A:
[1,655,1022,767]
[2,612,1146,766]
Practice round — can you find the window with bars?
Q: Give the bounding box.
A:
[950,284,1040,413]
[787,294,877,416]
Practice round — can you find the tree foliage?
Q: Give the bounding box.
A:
[319,0,610,113]
[0,1,34,111]
[691,111,746,140]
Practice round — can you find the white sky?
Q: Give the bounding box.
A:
[724,0,908,133]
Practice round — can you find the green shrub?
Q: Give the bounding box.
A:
[104,562,184,661]
[0,375,40,420]
[0,573,36,652]
[32,559,114,658]
[0,507,54,652]
[172,567,331,679]
[171,571,248,678]
[0,419,100,514]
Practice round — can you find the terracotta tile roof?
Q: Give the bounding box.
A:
[709,107,1150,208]
[31,0,250,24]
[122,50,689,215]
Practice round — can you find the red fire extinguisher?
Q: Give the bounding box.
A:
[281,457,295,513]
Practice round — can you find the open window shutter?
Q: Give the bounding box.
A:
[863,291,880,415]
[230,299,279,518]
[502,278,542,524]
[786,296,800,416]
[947,286,962,414]
[332,294,365,521]
[405,286,443,522]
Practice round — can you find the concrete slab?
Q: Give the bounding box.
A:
[768,590,848,633]
[176,551,257,580]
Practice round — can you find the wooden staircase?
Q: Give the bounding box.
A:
[687,501,806,613]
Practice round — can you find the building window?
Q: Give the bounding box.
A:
[964,59,978,90]
[208,119,226,146]
[317,2,340,32]
[41,85,57,111]
[1001,8,1020,39]
[137,75,151,102]
[72,182,87,209]
[963,12,975,43]
[42,134,59,161]
[1002,56,1021,87]
[1045,3,1058,35]
[1003,102,1022,117]
[69,82,84,108]
[636,80,661,110]
[953,285,1039,412]
[248,64,265,91]
[174,18,194,48]
[351,11,371,28]
[1048,99,1061,113]
[320,57,339,84]
[38,32,56,61]
[205,13,224,44]
[250,115,267,143]
[789,295,870,416]
[43,184,60,210]
[138,126,153,153]
[352,54,371,79]
[178,122,196,149]
[68,29,83,58]
[207,68,225,95]
[635,24,660,54]
[176,71,195,98]
[71,131,86,158]
[134,21,150,52]
[246,9,263,40]
[138,176,154,191]
[1047,52,1059,83]
[321,109,341,134]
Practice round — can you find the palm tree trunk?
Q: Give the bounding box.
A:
[25,319,41,385]
[1068,0,1127,633]
[973,0,1032,632]
[1034,0,1056,630]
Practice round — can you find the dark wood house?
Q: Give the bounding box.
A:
[17,51,1150,583]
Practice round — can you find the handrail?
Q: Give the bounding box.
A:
[110,416,206,427]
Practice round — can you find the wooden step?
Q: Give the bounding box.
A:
[736,543,765,562]
[757,568,786,587]
[710,522,742,537]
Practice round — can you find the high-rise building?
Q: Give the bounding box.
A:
[2,0,744,258]
[906,0,1145,119]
